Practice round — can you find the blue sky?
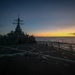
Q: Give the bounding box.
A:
[0,0,75,36]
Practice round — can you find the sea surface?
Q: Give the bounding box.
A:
[35,37,75,44]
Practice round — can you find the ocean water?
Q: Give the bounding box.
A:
[35,37,75,44]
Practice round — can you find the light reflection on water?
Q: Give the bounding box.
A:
[36,37,75,51]
[35,37,75,43]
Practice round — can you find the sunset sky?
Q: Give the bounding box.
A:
[0,0,75,37]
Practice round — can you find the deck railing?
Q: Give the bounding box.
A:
[37,41,75,52]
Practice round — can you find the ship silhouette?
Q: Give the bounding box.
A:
[0,15,36,45]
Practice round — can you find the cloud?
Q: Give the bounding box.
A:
[69,33,75,35]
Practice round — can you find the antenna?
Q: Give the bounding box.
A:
[13,14,24,25]
[18,14,19,19]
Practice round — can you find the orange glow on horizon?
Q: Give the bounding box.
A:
[29,26,75,37]
[29,32,75,37]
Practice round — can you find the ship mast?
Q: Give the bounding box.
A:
[13,14,24,33]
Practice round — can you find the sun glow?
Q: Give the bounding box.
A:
[34,33,74,37]
[29,29,75,37]
[29,26,75,37]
